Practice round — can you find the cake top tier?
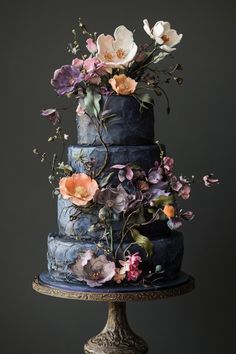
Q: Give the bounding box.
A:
[76,95,154,146]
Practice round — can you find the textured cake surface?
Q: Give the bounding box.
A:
[76,95,154,146]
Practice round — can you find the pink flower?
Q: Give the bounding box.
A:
[178,183,191,200]
[72,58,84,69]
[119,252,142,282]
[70,250,116,287]
[181,210,194,221]
[148,161,163,184]
[162,156,174,176]
[203,174,219,187]
[86,38,98,54]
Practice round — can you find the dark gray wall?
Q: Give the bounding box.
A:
[0,0,235,353]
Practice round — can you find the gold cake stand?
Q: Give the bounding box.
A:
[33,273,194,354]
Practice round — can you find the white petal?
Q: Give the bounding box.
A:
[158,21,171,33]
[96,34,114,55]
[113,25,134,50]
[160,44,176,52]
[153,22,165,38]
[143,19,153,38]
[164,30,183,47]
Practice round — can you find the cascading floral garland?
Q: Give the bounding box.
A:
[34,18,219,287]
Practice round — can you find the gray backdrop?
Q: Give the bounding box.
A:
[1,0,235,353]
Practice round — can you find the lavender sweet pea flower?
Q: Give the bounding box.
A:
[148,161,164,184]
[203,174,219,187]
[40,108,61,125]
[51,65,84,96]
[178,183,191,200]
[170,175,182,192]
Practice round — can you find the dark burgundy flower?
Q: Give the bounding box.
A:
[111,164,134,182]
[51,65,84,96]
[40,108,61,125]
[170,175,182,192]
[203,174,219,187]
[94,185,133,214]
[181,210,195,221]
[162,156,174,176]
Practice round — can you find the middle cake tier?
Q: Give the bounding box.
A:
[68,144,163,177]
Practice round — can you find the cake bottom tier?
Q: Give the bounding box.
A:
[47,231,184,284]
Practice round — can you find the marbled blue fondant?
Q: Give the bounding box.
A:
[68,144,162,176]
[76,95,154,146]
[47,231,184,282]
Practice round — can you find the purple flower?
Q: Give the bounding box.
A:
[203,174,219,187]
[70,250,116,287]
[111,164,134,182]
[94,185,134,214]
[40,108,61,125]
[51,65,84,96]
[148,161,163,184]
[149,185,170,206]
[163,156,174,176]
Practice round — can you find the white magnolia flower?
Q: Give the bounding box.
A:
[143,19,183,52]
[96,25,137,68]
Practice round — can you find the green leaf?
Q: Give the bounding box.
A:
[138,93,154,105]
[153,52,169,64]
[127,208,146,226]
[130,228,153,257]
[151,195,174,207]
[84,87,101,118]
[99,172,114,188]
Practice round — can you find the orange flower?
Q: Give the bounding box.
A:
[163,204,175,219]
[59,173,99,206]
[109,74,137,95]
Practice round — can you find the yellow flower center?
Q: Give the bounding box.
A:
[116,48,125,59]
[104,51,113,61]
[74,186,88,198]
[162,35,170,43]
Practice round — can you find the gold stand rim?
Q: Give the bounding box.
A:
[32,274,194,302]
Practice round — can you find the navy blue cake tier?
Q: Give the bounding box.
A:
[76,95,154,146]
[47,231,184,282]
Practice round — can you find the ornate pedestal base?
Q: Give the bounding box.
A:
[33,272,194,354]
[84,302,148,354]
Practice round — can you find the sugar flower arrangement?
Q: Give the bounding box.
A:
[35,19,219,287]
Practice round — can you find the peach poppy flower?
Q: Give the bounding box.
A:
[163,204,175,219]
[59,173,99,206]
[109,74,137,95]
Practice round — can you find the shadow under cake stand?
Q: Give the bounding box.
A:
[33,272,194,354]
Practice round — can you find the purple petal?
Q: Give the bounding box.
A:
[111,164,126,169]
[125,166,134,181]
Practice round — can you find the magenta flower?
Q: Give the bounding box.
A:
[111,164,134,182]
[70,250,116,287]
[163,156,174,176]
[119,252,142,281]
[94,185,133,214]
[40,108,61,125]
[203,174,219,187]
[178,183,191,200]
[51,65,84,96]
